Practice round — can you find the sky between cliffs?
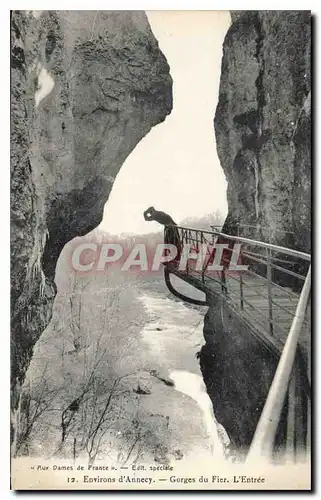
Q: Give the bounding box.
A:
[100,10,231,235]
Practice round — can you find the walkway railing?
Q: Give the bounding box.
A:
[165,224,310,339]
[164,224,311,461]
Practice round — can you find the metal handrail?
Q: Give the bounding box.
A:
[246,265,311,462]
[181,265,308,332]
[169,225,311,261]
[170,228,305,326]
[168,222,310,331]
[172,226,310,305]
[211,223,295,235]
[211,230,311,262]
[242,248,301,265]
[242,251,307,281]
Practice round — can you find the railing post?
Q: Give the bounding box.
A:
[286,368,296,461]
[307,390,311,461]
[237,224,244,310]
[266,230,274,336]
[201,232,205,283]
[185,230,189,275]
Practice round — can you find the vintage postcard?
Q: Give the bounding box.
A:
[10,10,311,490]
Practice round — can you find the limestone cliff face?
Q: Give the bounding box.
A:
[215,11,311,251]
[11,10,172,411]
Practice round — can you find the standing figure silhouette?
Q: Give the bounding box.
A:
[143,206,181,258]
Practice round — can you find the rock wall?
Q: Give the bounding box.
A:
[215,11,311,251]
[11,10,172,417]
